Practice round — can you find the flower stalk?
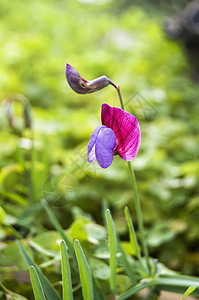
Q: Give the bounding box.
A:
[112,83,151,274]
[116,86,125,110]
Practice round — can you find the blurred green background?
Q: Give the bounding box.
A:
[0,0,199,299]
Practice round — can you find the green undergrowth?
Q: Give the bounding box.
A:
[1,0,199,299]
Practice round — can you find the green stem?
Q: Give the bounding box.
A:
[127,162,150,272]
[113,84,150,274]
[117,86,124,110]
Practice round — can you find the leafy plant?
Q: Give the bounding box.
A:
[1,1,199,299]
[16,203,199,299]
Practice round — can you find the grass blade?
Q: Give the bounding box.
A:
[42,200,76,262]
[0,282,28,300]
[60,240,73,300]
[118,275,199,299]
[17,240,61,300]
[92,277,106,300]
[124,206,140,259]
[117,280,154,300]
[124,206,147,275]
[105,209,117,296]
[74,239,93,300]
[155,276,199,288]
[102,199,109,225]
[181,286,196,300]
[162,274,199,284]
[29,266,46,300]
[117,241,137,285]
[154,276,199,295]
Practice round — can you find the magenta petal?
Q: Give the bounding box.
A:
[95,127,116,168]
[101,103,141,161]
[87,125,107,163]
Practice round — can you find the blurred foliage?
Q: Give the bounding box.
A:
[0,0,199,299]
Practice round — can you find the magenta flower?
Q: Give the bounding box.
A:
[65,64,111,94]
[87,104,141,168]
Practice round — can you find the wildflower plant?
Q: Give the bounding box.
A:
[15,64,199,300]
[66,63,150,272]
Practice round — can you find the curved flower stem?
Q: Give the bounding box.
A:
[109,82,124,109]
[117,86,125,110]
[111,83,150,274]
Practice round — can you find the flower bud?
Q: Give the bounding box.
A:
[65,63,111,94]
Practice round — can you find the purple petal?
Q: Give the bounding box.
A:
[95,127,116,168]
[87,125,107,163]
[101,103,141,161]
[65,64,89,94]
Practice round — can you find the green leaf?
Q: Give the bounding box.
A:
[16,240,61,300]
[117,241,137,285]
[74,239,93,300]
[123,207,148,279]
[0,282,28,300]
[105,209,117,295]
[124,207,140,258]
[70,218,87,242]
[29,266,46,300]
[89,257,110,280]
[181,286,196,300]
[85,223,106,244]
[0,241,31,269]
[30,230,61,254]
[154,275,199,294]
[0,190,26,206]
[92,277,106,300]
[117,280,154,300]
[93,242,109,259]
[5,293,28,300]
[29,240,58,258]
[60,240,73,300]
[42,200,76,262]
[116,274,132,294]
